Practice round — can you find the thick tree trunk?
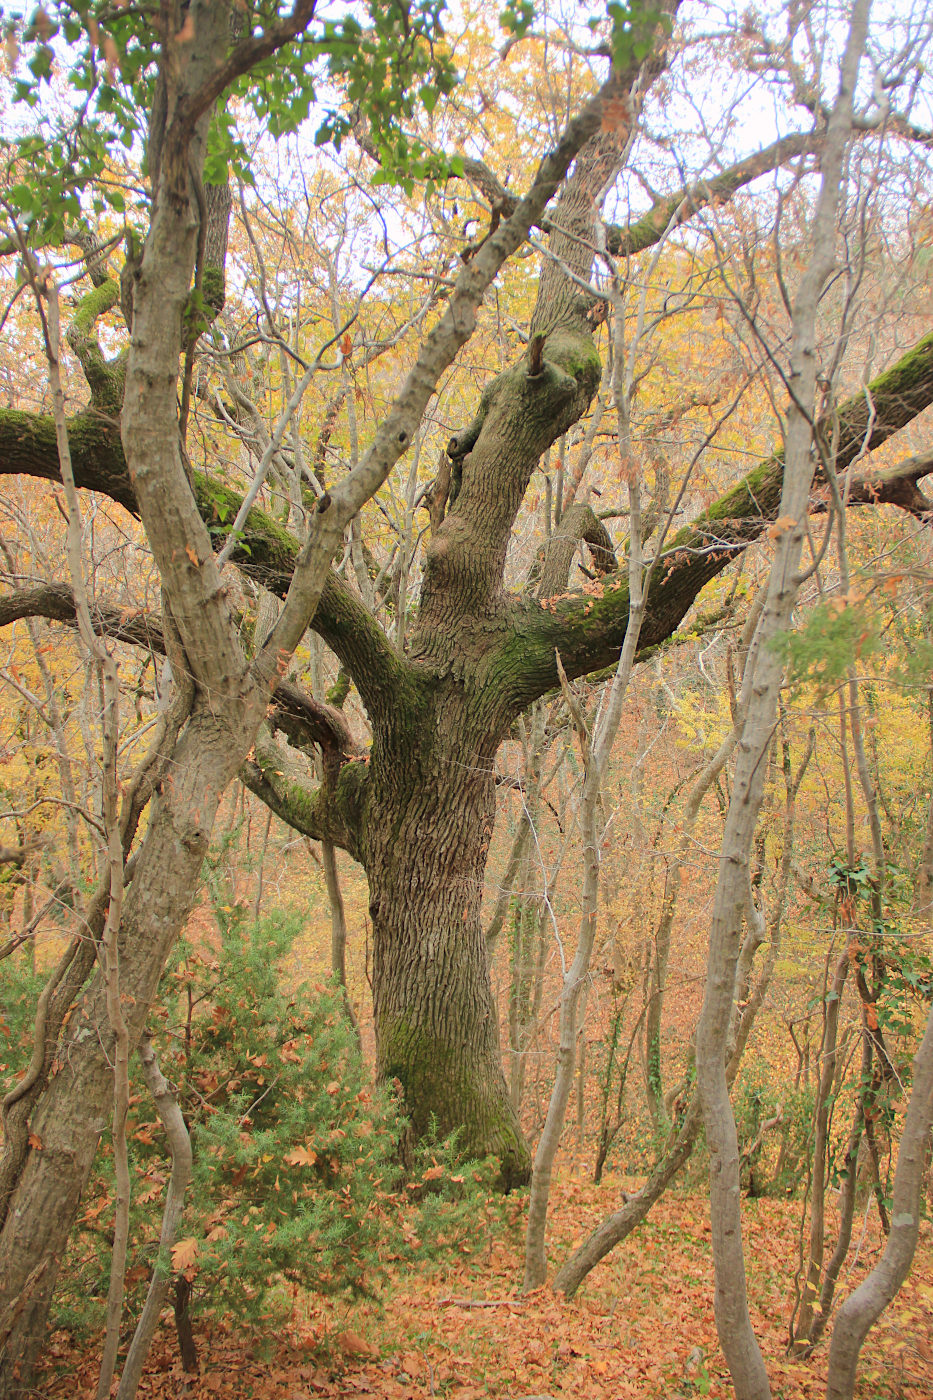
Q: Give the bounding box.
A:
[366,690,529,1184]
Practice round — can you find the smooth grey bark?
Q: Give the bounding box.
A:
[0,712,243,1391]
[791,945,851,1349]
[523,246,650,1288]
[552,596,767,1295]
[694,8,870,1396]
[825,996,933,1399]
[322,839,361,1044]
[554,1101,702,1296]
[115,1037,192,1400]
[642,709,743,1127]
[805,1029,871,1353]
[795,495,892,1348]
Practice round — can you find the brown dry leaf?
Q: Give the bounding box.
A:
[27,1132,42,1150]
[337,1330,379,1360]
[285,1145,317,1167]
[170,1236,199,1269]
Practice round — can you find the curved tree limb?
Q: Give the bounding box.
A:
[240,732,367,862]
[810,450,933,518]
[605,131,820,258]
[64,279,125,412]
[0,410,404,713]
[826,995,933,1399]
[0,583,359,767]
[530,501,618,598]
[3,330,931,735]
[500,332,933,712]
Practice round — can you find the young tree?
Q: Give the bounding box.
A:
[694,7,870,1392]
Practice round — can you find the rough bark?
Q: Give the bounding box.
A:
[363,680,528,1180]
[2,16,933,1361]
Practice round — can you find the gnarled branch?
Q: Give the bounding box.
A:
[0,584,359,767]
[531,502,618,599]
[500,332,933,712]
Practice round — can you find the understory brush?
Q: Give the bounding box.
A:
[2,907,497,1366]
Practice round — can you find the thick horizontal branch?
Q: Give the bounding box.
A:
[811,451,933,517]
[0,407,404,717]
[0,408,135,511]
[605,115,933,261]
[0,584,359,765]
[500,330,933,709]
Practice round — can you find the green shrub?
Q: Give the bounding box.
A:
[48,906,493,1346]
[733,1065,815,1198]
[0,952,44,1084]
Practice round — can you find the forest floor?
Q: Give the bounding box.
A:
[37,1175,933,1400]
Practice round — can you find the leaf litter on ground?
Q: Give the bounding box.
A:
[36,1176,933,1400]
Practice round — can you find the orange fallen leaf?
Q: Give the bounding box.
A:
[171,1236,199,1269]
[337,1330,379,1359]
[285,1145,317,1167]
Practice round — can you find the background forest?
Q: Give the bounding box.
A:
[0,1,932,1398]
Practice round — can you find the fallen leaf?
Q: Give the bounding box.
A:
[337,1331,379,1360]
[285,1145,318,1167]
[171,1237,199,1270]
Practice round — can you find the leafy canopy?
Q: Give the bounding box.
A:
[1,0,671,238]
[1,0,459,239]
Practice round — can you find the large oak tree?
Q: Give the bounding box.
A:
[1,0,932,1388]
